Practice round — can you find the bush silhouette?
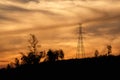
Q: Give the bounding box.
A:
[45,49,64,62]
[20,51,45,64]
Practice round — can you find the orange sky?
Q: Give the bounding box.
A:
[0,0,120,68]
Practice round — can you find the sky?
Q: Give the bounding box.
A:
[0,0,120,68]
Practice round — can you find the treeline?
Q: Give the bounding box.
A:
[5,33,115,69]
[6,34,64,69]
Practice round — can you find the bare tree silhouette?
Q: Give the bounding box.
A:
[28,34,39,53]
[20,34,45,65]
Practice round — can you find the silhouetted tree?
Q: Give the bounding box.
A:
[55,49,64,60]
[46,49,55,62]
[45,49,64,62]
[94,50,99,57]
[28,34,39,53]
[6,64,11,70]
[20,34,45,65]
[58,49,64,60]
[6,62,14,69]
[14,58,20,67]
[107,45,112,56]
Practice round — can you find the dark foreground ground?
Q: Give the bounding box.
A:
[0,55,120,79]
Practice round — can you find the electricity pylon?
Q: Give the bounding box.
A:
[76,24,85,59]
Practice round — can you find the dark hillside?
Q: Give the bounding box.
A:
[0,55,120,79]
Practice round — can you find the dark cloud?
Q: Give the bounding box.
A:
[85,18,120,40]
[75,13,120,29]
[0,46,15,53]
[0,4,30,12]
[72,2,107,15]
[0,15,19,22]
[10,0,39,3]
[0,3,61,16]
[0,60,8,62]
[0,4,29,22]
[0,13,120,36]
[0,3,62,24]
[0,40,24,53]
